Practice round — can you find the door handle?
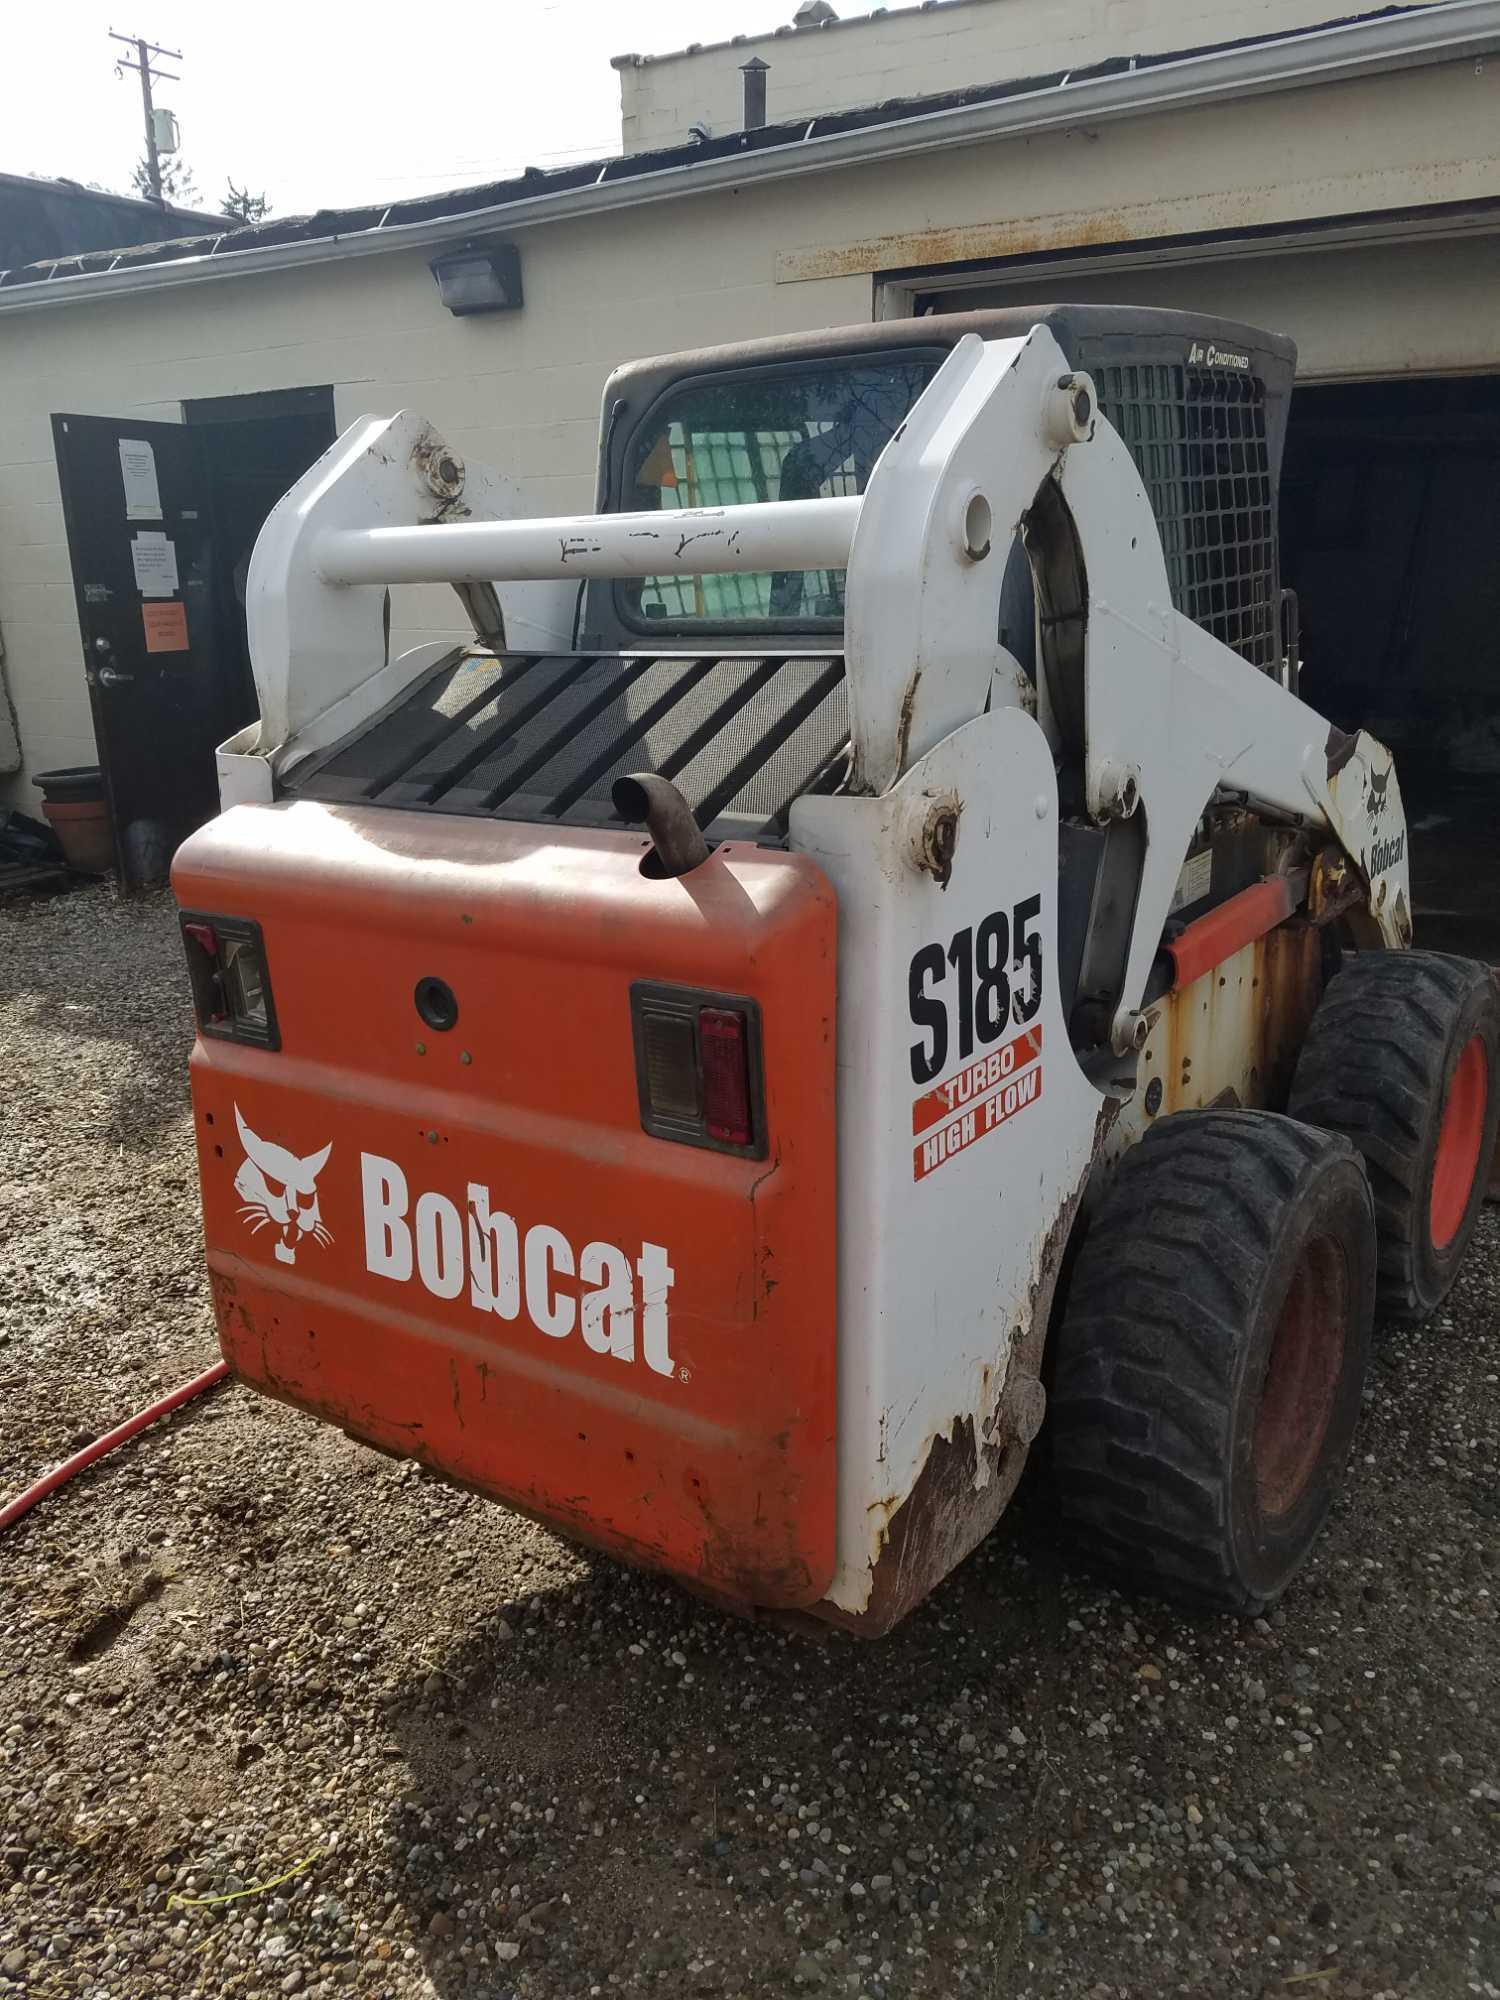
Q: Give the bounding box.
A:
[97,663,135,688]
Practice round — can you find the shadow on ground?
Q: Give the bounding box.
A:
[379,1491,1113,1999]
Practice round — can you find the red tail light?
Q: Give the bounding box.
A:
[179,910,280,1050]
[700,1008,753,1146]
[631,984,765,1157]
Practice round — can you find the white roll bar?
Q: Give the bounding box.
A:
[313,495,862,588]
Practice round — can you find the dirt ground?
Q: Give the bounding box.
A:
[1,882,1498,2000]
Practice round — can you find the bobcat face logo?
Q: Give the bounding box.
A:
[233,1106,333,1266]
[1365,765,1391,821]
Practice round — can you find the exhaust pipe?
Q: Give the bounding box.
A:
[612,773,710,877]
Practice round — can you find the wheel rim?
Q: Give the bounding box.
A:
[1430,1034,1488,1252]
[1253,1234,1348,1518]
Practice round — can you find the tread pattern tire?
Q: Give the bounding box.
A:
[1051,1109,1375,1615]
[1287,950,1500,1323]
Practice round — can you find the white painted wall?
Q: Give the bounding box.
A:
[0,639,21,772]
[0,50,1495,810]
[615,0,1443,150]
[0,200,867,809]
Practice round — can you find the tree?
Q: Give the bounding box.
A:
[131,153,198,206]
[222,179,271,226]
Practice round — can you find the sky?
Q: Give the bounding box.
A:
[13,2,881,221]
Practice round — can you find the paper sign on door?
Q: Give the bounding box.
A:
[130,531,179,597]
[119,439,163,520]
[142,601,189,653]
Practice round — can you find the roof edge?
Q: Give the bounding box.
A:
[2,1,1497,315]
[0,170,216,229]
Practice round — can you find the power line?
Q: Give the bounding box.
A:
[365,135,622,185]
[110,28,182,204]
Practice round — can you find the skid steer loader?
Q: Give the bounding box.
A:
[175,307,1500,1633]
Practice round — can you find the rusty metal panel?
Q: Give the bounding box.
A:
[1107,919,1326,1174]
[1258,922,1325,1107]
[1165,875,1298,990]
[1161,939,1263,1115]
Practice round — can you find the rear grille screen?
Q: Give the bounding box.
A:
[1095,363,1277,671]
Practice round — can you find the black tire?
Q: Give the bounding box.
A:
[1051,1110,1375,1615]
[1287,950,1500,1323]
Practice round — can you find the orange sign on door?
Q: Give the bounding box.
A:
[142,600,188,653]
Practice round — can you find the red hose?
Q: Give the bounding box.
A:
[0,1360,232,1536]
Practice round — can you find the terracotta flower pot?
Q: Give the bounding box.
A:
[33,767,113,875]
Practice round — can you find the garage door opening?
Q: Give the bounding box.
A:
[1280,376,1500,961]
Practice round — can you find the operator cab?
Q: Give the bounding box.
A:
[579,304,1295,685]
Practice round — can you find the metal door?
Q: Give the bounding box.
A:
[52,414,236,887]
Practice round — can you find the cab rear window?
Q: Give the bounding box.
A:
[617,355,939,633]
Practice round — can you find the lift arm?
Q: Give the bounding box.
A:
[838,326,1411,1046]
[238,329,1410,1046]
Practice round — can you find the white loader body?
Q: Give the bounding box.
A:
[201,320,1414,1630]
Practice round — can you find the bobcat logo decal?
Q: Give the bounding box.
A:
[1365,764,1391,821]
[233,1106,333,1266]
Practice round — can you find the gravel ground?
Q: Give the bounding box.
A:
[2,881,1498,2000]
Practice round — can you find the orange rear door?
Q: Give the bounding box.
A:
[173,800,837,1610]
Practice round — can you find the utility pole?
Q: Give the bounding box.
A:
[110,29,181,203]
